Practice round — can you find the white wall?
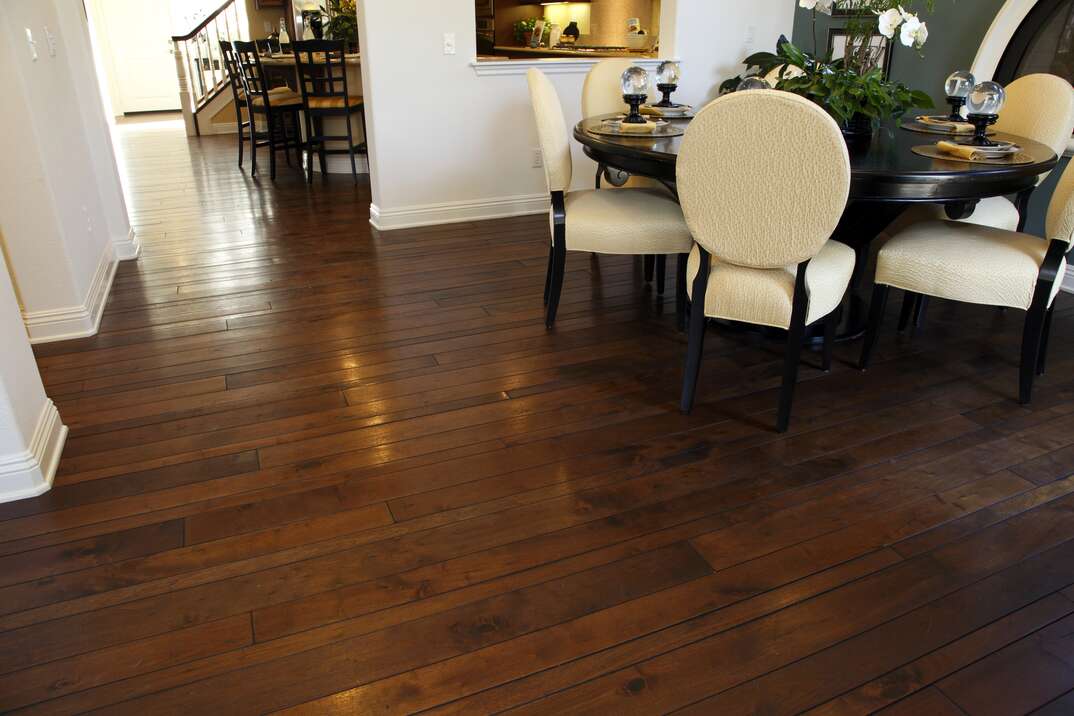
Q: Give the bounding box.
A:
[0,0,136,343]
[358,0,794,230]
[0,247,67,503]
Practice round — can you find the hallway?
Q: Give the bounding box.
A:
[2,122,1074,713]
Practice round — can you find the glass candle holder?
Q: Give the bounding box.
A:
[736,77,769,92]
[654,61,681,107]
[621,66,649,123]
[965,81,1006,146]
[944,70,975,121]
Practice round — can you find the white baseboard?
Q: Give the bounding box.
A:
[113,226,141,260]
[0,400,67,503]
[370,193,549,231]
[1064,266,1074,294]
[22,242,117,344]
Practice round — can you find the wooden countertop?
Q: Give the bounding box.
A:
[260,53,361,66]
[491,45,655,59]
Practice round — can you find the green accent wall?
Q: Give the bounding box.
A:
[790,0,1065,237]
[790,1,1004,105]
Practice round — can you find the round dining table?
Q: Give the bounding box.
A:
[574,112,1060,337]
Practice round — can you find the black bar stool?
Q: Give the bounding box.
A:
[233,40,304,180]
[292,39,367,184]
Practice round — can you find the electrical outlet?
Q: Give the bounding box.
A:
[532,148,543,168]
[443,32,456,55]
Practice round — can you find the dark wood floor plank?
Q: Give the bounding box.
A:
[4,120,1067,714]
[937,612,1074,715]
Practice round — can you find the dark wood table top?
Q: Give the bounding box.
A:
[574,113,1059,204]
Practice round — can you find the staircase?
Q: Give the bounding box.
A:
[170,0,246,137]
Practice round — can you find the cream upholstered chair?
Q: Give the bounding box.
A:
[892,74,1074,234]
[677,90,853,432]
[860,157,1074,404]
[581,59,669,290]
[882,74,1074,330]
[526,68,693,327]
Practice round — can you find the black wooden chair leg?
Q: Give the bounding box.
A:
[1020,301,1048,404]
[644,255,655,283]
[1038,305,1055,376]
[345,113,359,184]
[595,163,604,189]
[675,253,688,332]
[317,117,328,177]
[655,255,667,296]
[237,119,245,168]
[304,113,315,184]
[680,250,710,414]
[822,311,836,372]
[897,291,916,331]
[250,118,258,177]
[913,294,929,328]
[777,262,811,433]
[545,238,566,327]
[283,114,293,167]
[268,113,278,180]
[859,283,890,371]
[543,243,553,306]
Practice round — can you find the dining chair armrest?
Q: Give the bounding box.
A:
[551,191,566,228]
[1036,238,1069,291]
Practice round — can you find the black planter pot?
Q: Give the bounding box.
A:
[841,113,874,149]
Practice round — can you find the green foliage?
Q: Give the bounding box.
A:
[740,40,933,124]
[323,0,357,46]
[513,18,550,45]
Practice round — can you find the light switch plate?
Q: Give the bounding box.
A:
[443,32,456,55]
[44,26,57,57]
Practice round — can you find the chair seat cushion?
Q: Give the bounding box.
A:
[686,240,855,329]
[306,95,364,109]
[238,86,293,102]
[251,90,303,107]
[893,196,1020,233]
[561,188,693,255]
[876,220,1064,310]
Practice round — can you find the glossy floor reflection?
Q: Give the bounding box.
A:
[2,121,1073,714]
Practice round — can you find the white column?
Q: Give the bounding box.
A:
[0,0,132,343]
[0,250,66,503]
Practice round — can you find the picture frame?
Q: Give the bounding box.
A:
[827,28,893,77]
[832,0,872,17]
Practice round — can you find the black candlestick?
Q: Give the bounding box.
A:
[966,113,998,146]
[655,83,678,108]
[946,95,966,122]
[623,94,647,124]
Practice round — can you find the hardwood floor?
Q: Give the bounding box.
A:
[4,120,1074,714]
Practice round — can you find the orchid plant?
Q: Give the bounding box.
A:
[723,0,939,132]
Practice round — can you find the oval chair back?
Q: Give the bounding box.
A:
[995,73,1074,185]
[582,58,642,117]
[676,89,851,269]
[1046,155,1074,246]
[527,68,573,195]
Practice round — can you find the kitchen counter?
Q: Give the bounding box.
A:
[491,45,655,59]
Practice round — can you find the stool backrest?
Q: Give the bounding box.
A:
[232,40,272,106]
[292,39,351,105]
[676,90,850,269]
[219,41,244,104]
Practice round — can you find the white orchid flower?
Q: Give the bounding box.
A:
[799,0,833,14]
[900,14,928,48]
[877,8,903,39]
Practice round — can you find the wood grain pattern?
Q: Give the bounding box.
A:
[2,118,1071,714]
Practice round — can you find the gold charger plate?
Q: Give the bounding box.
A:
[911,145,1034,166]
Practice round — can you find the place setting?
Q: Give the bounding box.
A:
[588,63,689,137]
[910,76,1034,165]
